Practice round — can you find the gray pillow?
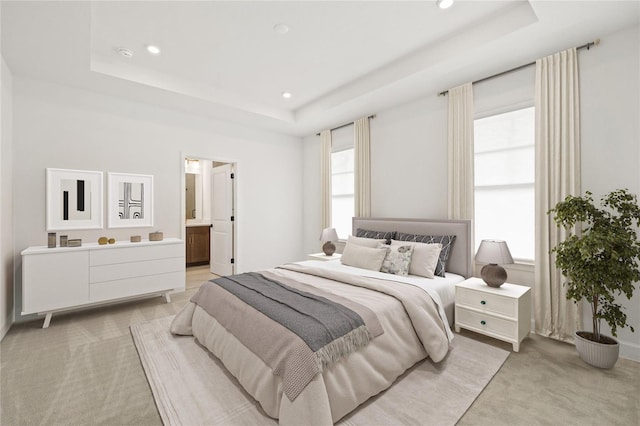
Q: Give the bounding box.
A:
[394,232,456,277]
[355,228,396,244]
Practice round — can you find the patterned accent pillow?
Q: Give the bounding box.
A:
[355,228,397,244]
[379,244,414,276]
[394,232,456,277]
[390,240,442,279]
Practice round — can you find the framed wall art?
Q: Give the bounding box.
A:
[46,168,103,231]
[107,172,154,228]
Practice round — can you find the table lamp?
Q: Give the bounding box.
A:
[319,228,339,256]
[475,239,514,287]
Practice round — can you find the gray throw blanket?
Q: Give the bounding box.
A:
[212,272,373,368]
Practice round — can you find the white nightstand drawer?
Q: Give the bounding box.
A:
[456,288,517,318]
[456,307,517,340]
[454,278,531,352]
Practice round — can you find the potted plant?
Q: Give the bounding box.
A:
[549,189,640,368]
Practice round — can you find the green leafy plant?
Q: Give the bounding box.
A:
[549,189,640,343]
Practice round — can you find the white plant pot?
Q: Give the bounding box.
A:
[574,331,620,369]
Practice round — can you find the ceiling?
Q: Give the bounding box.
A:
[2,1,639,137]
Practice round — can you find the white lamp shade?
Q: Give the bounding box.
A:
[475,240,514,265]
[319,228,339,242]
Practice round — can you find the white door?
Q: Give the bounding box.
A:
[210,164,234,276]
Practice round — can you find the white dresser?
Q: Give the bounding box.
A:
[22,238,185,328]
[454,277,531,352]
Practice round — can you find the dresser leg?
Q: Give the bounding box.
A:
[42,312,52,329]
[512,342,520,352]
[163,292,171,304]
[454,324,460,333]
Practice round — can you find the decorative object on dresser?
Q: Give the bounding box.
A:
[319,227,339,256]
[130,235,142,242]
[60,235,68,247]
[475,239,514,287]
[67,238,82,247]
[98,237,108,245]
[308,252,342,262]
[46,168,103,231]
[149,231,163,241]
[455,278,531,351]
[107,172,154,228]
[21,238,185,328]
[47,233,56,248]
[549,189,640,368]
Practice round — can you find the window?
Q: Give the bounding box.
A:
[331,148,354,239]
[474,107,535,261]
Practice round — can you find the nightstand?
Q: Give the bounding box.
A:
[454,277,531,352]
[308,252,342,262]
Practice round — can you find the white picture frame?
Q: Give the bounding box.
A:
[46,168,104,231]
[107,172,154,228]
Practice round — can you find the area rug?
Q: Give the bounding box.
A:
[131,315,509,426]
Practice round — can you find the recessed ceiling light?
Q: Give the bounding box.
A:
[273,23,290,35]
[146,44,161,55]
[436,0,454,9]
[281,92,292,99]
[116,47,134,58]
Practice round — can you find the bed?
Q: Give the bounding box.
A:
[171,217,471,425]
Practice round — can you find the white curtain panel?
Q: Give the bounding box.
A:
[447,83,475,256]
[320,129,332,230]
[354,116,371,218]
[534,48,582,343]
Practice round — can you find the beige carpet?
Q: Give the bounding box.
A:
[131,316,509,425]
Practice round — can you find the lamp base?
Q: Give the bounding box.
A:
[322,241,336,256]
[481,263,507,287]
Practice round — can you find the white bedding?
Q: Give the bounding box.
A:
[172,261,459,425]
[297,259,463,330]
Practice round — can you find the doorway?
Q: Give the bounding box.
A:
[182,155,236,277]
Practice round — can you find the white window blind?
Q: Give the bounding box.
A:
[331,148,354,239]
[474,106,535,261]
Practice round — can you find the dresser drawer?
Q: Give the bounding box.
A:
[90,257,184,284]
[456,307,517,340]
[90,243,183,266]
[456,287,517,318]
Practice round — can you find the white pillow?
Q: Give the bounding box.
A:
[347,235,387,248]
[390,240,442,278]
[341,243,388,271]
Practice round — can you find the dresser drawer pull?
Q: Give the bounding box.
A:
[480,300,487,305]
[480,320,487,325]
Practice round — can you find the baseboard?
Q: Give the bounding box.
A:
[619,340,640,362]
[0,312,13,342]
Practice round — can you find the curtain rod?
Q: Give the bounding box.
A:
[437,39,600,97]
[316,114,376,136]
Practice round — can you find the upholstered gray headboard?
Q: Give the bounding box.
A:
[352,217,472,278]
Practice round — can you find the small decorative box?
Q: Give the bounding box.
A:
[149,232,163,241]
[130,235,142,243]
[67,239,82,247]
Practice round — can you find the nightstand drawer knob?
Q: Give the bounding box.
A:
[480,300,487,305]
[480,320,487,326]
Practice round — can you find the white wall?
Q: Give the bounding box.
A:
[12,77,303,323]
[1,55,15,339]
[579,24,640,360]
[301,23,640,360]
